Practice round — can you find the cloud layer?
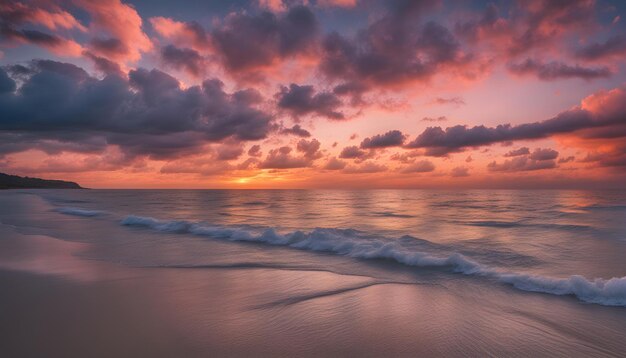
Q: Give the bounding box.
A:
[0,61,274,159]
[1,0,626,187]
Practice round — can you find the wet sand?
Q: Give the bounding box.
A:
[2,241,625,357]
[0,270,202,358]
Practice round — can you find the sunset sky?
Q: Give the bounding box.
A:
[1,0,626,188]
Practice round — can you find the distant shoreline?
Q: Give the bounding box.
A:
[0,173,83,190]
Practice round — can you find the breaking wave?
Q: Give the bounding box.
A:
[56,207,104,217]
[120,214,626,307]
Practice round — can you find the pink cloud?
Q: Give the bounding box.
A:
[0,2,87,31]
[150,16,211,51]
[258,0,285,13]
[0,2,85,57]
[1,28,84,57]
[76,0,152,63]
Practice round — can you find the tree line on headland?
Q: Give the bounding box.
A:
[0,173,82,189]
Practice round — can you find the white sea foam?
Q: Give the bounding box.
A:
[120,215,626,306]
[56,207,104,217]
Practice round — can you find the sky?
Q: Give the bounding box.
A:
[1,0,626,189]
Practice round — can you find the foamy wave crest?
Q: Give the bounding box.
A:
[56,207,104,217]
[498,274,626,306]
[121,215,191,233]
[121,215,626,306]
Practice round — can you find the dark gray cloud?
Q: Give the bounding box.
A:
[0,68,16,93]
[83,52,123,75]
[276,84,343,120]
[279,124,311,137]
[319,1,467,92]
[0,61,274,159]
[504,147,530,157]
[360,130,405,149]
[390,150,421,164]
[0,133,107,156]
[488,147,559,172]
[5,64,33,77]
[404,106,624,154]
[508,59,611,80]
[529,148,558,161]
[256,138,321,170]
[339,145,367,159]
[0,2,82,53]
[488,157,557,172]
[2,26,60,46]
[211,5,318,74]
[296,138,322,159]
[0,24,83,58]
[90,37,127,58]
[575,35,626,61]
[259,146,311,169]
[161,45,205,76]
[332,81,368,105]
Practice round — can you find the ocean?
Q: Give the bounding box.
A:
[1,189,625,357]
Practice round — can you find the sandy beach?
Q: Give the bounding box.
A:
[1,190,626,357]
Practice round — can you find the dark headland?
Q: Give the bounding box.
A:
[0,173,82,189]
